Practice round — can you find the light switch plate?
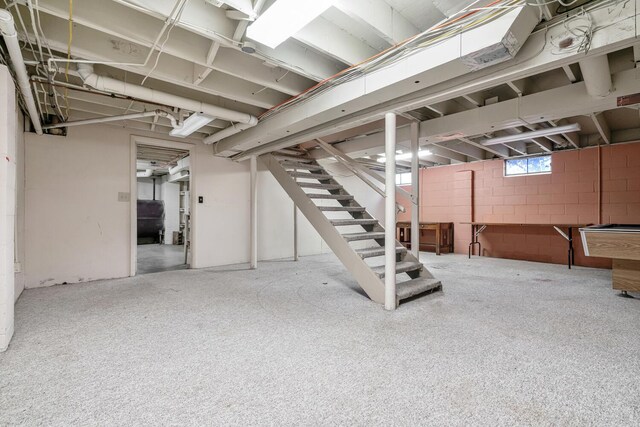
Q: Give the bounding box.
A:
[118,192,130,202]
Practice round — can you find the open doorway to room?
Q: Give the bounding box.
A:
[135,143,191,275]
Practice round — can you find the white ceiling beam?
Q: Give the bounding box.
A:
[18,0,314,95]
[458,137,510,158]
[506,80,525,97]
[510,126,553,152]
[110,0,343,82]
[193,41,221,86]
[431,140,485,160]
[562,64,578,83]
[19,17,286,109]
[230,2,638,160]
[333,0,419,45]
[548,119,580,148]
[111,0,237,42]
[591,112,611,144]
[294,16,378,65]
[461,93,484,107]
[397,140,467,163]
[424,105,445,117]
[504,141,528,155]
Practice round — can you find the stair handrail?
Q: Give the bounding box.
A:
[315,139,411,212]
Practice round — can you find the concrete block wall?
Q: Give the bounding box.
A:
[399,142,640,267]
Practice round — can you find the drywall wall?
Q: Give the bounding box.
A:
[0,65,16,351]
[14,110,25,302]
[160,177,180,244]
[23,123,329,288]
[398,142,640,267]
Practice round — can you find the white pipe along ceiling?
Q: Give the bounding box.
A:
[0,9,42,134]
[578,54,613,98]
[211,5,539,158]
[42,109,178,130]
[76,63,258,132]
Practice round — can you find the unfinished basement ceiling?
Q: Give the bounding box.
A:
[2,0,639,166]
[137,143,189,176]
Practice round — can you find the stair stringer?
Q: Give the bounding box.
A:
[263,154,386,303]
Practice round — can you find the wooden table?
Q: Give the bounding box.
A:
[396,222,453,255]
[580,224,640,293]
[461,222,589,269]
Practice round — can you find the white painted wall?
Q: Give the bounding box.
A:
[137,178,156,200]
[0,65,16,351]
[160,176,180,244]
[14,110,25,302]
[25,126,132,287]
[22,123,330,288]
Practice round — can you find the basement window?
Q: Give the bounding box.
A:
[505,155,551,176]
[396,173,412,185]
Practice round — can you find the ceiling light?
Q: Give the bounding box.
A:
[170,113,214,138]
[482,123,581,146]
[376,150,432,163]
[246,0,334,49]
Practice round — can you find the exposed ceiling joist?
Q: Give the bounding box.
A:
[333,0,419,45]
[591,112,611,144]
[294,16,378,65]
[230,1,638,160]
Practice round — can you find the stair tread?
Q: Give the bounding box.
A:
[276,147,307,155]
[355,245,406,258]
[396,278,442,301]
[289,171,333,180]
[318,206,366,212]
[299,182,343,190]
[273,154,313,163]
[372,261,422,278]
[308,193,353,200]
[330,219,378,226]
[342,231,385,241]
[280,162,324,171]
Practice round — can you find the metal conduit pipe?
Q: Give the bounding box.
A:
[578,54,612,98]
[0,9,43,134]
[76,63,258,126]
[42,109,178,130]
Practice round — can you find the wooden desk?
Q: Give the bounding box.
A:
[580,224,640,293]
[461,222,589,269]
[396,222,453,255]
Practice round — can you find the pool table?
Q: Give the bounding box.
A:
[580,224,640,293]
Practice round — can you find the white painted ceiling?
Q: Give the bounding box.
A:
[1,0,639,166]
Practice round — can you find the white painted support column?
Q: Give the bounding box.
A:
[293,204,298,261]
[384,113,397,311]
[410,122,420,260]
[250,156,258,269]
[293,173,298,261]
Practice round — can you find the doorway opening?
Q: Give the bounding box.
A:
[136,143,191,274]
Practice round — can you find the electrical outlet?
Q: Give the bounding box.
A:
[198,196,204,204]
[118,192,130,202]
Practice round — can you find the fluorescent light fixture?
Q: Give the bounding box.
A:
[170,113,214,138]
[482,123,581,146]
[246,0,334,49]
[376,150,432,163]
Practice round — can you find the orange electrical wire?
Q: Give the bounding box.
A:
[258,0,507,120]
